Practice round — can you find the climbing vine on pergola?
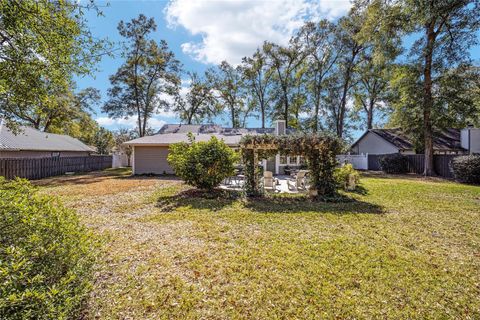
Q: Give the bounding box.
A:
[239,134,342,197]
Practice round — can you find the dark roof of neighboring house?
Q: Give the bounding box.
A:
[0,123,94,152]
[127,123,291,147]
[157,123,278,135]
[369,128,414,150]
[352,128,465,152]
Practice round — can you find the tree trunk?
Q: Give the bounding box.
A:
[367,99,374,129]
[137,115,142,138]
[313,90,320,133]
[338,61,354,138]
[231,107,236,128]
[338,77,350,138]
[283,89,289,128]
[187,112,193,125]
[260,102,265,129]
[423,22,436,176]
[142,113,148,137]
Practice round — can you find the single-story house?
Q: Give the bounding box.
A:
[125,120,303,175]
[0,122,95,158]
[350,127,480,155]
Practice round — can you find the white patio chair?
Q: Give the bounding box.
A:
[263,171,277,192]
[287,170,308,191]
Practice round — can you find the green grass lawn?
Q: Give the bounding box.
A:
[40,171,480,319]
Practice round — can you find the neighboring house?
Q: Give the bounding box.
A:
[0,123,95,158]
[350,127,480,155]
[125,120,300,175]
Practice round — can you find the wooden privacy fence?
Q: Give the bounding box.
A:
[367,154,458,178]
[0,156,112,180]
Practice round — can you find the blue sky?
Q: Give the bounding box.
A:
[76,0,352,131]
[76,0,480,137]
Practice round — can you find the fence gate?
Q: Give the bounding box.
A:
[337,154,368,170]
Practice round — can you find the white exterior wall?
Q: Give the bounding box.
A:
[133,146,173,174]
[461,129,470,150]
[275,120,286,135]
[470,129,480,153]
[460,128,480,154]
[112,154,129,168]
[352,132,400,155]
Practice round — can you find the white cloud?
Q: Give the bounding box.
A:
[165,0,351,65]
[95,116,168,131]
[149,118,167,129]
[95,117,116,126]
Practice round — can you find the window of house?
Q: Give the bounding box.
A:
[280,155,288,165]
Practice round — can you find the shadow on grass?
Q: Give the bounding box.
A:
[155,188,243,212]
[244,193,384,214]
[154,187,383,215]
[361,171,453,183]
[349,185,369,195]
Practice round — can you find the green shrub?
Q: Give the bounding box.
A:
[334,163,360,190]
[451,155,480,184]
[0,178,97,320]
[379,153,409,174]
[167,134,239,190]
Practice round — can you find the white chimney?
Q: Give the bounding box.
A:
[275,120,286,136]
[461,127,480,154]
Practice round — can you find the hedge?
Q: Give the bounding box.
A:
[379,153,409,174]
[451,155,480,184]
[0,178,97,320]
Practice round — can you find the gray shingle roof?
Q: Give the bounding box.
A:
[353,128,466,152]
[127,123,282,147]
[0,124,94,152]
[125,133,244,146]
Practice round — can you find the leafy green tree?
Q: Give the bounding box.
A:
[400,0,480,175]
[43,87,101,133]
[333,8,366,138]
[263,40,307,128]
[241,48,274,128]
[113,128,137,166]
[207,61,247,128]
[352,48,398,130]
[0,0,109,131]
[388,64,480,152]
[172,71,218,124]
[167,135,238,190]
[295,20,340,132]
[289,62,309,129]
[93,127,115,155]
[103,15,181,137]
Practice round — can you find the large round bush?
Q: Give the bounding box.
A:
[379,153,409,174]
[167,135,238,190]
[451,155,480,184]
[0,178,97,320]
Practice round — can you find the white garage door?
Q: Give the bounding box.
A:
[133,146,173,174]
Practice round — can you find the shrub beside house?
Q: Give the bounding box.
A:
[167,134,238,190]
